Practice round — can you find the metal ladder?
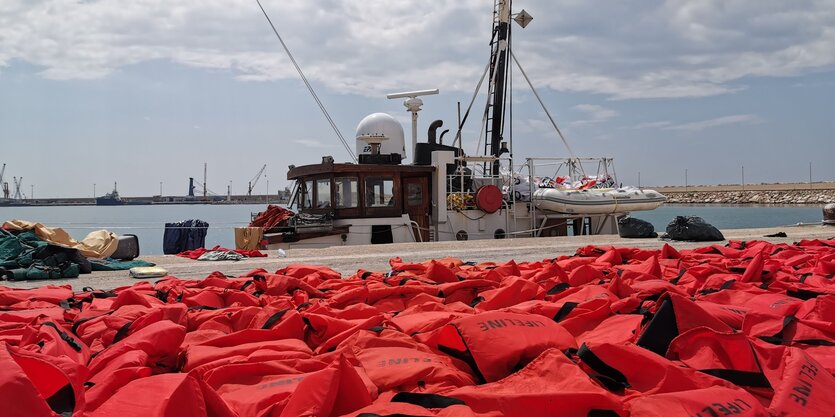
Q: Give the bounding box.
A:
[482,0,502,159]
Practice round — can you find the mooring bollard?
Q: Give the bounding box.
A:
[824,203,835,225]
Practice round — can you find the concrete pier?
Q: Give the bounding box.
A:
[2,224,832,290]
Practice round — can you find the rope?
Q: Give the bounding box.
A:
[454,63,490,150]
[510,51,584,177]
[255,0,357,162]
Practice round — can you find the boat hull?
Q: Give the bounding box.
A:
[95,197,124,206]
[533,187,666,214]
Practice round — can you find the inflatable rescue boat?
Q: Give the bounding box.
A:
[533,186,667,214]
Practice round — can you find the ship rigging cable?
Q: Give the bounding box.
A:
[255,0,357,162]
[509,50,580,167]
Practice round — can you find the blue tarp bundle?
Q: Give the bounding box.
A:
[163,219,209,254]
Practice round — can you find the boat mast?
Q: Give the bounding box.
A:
[487,0,512,175]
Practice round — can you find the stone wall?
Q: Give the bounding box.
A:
[664,190,835,204]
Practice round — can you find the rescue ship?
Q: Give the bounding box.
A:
[263,1,666,248]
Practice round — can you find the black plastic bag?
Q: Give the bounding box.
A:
[664,216,724,241]
[618,216,657,238]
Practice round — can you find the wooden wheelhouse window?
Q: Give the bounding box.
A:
[406,182,423,206]
[365,177,395,208]
[335,177,358,208]
[301,179,314,209]
[316,178,332,208]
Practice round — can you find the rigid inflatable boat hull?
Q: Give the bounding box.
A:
[533,187,666,214]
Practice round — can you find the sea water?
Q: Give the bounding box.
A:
[635,205,824,231]
[0,204,265,256]
[0,204,826,255]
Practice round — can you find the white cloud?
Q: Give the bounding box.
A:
[663,114,765,132]
[293,138,336,148]
[0,0,833,99]
[632,121,673,129]
[571,104,619,125]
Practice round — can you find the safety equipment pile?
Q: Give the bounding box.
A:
[1,238,833,416]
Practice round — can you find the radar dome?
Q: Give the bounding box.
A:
[355,113,406,158]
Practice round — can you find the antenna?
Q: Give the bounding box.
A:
[203,162,207,199]
[385,89,439,100]
[386,89,439,161]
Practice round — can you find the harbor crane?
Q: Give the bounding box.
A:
[13,176,24,200]
[247,164,267,196]
[192,178,219,197]
[0,164,7,200]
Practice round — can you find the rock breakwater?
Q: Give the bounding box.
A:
[664,190,835,205]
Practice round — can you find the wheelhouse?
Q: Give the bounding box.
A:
[288,162,433,219]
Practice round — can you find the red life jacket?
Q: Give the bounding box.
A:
[183,332,312,374]
[85,364,152,410]
[423,260,460,284]
[576,341,729,395]
[760,343,835,417]
[254,273,327,298]
[206,355,372,417]
[390,308,473,337]
[304,311,385,354]
[505,295,613,337]
[336,327,476,392]
[0,343,88,417]
[637,293,732,356]
[354,345,476,392]
[625,385,769,417]
[88,373,236,417]
[17,321,86,363]
[743,311,835,349]
[573,314,643,346]
[338,393,493,417]
[278,263,343,282]
[434,311,576,382]
[338,403,462,417]
[87,320,185,377]
[435,279,499,306]
[694,300,750,329]
[0,285,74,306]
[667,328,772,395]
[445,348,623,417]
[473,277,545,311]
[668,327,835,416]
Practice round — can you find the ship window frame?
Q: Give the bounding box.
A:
[301,179,314,209]
[316,178,332,208]
[362,175,400,217]
[334,176,359,209]
[364,176,396,208]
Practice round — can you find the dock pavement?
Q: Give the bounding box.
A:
[3,225,833,290]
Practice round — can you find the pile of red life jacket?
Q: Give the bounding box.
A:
[249,205,295,230]
[1,239,834,417]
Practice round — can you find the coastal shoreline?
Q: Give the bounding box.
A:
[654,182,835,205]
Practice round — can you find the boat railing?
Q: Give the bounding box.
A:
[407,220,422,243]
[521,157,621,235]
[445,155,512,211]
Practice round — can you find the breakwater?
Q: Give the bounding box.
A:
[664,190,835,205]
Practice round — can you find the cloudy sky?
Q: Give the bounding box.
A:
[1,0,833,198]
